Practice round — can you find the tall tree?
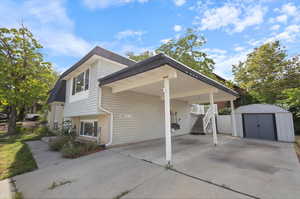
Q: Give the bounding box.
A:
[0,27,57,134]
[232,41,289,104]
[127,28,215,77]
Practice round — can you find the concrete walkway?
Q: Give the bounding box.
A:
[26,140,69,169]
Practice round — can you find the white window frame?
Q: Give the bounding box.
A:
[69,68,91,103]
[79,119,99,138]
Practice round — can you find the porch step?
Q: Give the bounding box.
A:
[190,115,205,134]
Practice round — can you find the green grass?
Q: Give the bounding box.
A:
[0,142,37,180]
[0,126,53,180]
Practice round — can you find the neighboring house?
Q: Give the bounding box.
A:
[47,46,239,162]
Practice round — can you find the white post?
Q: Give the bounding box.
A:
[209,93,218,146]
[230,100,237,137]
[163,78,172,165]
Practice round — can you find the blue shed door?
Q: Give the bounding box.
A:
[243,114,277,141]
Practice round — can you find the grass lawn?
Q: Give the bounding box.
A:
[0,126,52,180]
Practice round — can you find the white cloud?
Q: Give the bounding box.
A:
[233,6,266,32]
[196,4,266,33]
[115,30,145,40]
[0,0,92,58]
[160,38,171,44]
[270,24,280,31]
[203,48,227,54]
[211,49,251,79]
[281,3,298,17]
[197,5,240,31]
[268,24,300,42]
[173,25,182,32]
[234,46,244,52]
[275,15,288,23]
[173,0,186,7]
[83,0,149,9]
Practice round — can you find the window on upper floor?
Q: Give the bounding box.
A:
[72,69,89,95]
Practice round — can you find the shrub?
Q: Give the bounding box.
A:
[61,142,84,158]
[49,136,70,151]
[61,141,101,158]
[37,126,55,137]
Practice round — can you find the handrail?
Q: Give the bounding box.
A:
[203,106,213,133]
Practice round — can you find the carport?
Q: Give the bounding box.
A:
[98,53,239,164]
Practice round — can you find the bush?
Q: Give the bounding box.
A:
[49,136,70,151]
[61,141,100,158]
[37,126,55,137]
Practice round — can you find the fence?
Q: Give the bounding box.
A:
[216,115,232,135]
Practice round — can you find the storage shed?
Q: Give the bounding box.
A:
[235,104,295,142]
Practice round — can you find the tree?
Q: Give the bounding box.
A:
[127,28,215,77]
[232,41,289,104]
[0,27,57,134]
[126,51,155,62]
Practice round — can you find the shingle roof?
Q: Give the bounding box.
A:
[47,79,66,103]
[98,53,239,97]
[47,46,136,104]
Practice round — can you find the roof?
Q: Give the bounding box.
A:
[60,46,136,79]
[47,46,136,104]
[235,104,290,113]
[98,53,239,97]
[47,79,66,103]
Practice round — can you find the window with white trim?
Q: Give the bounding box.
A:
[80,120,99,137]
[72,69,89,95]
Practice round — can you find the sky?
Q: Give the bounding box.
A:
[0,0,300,80]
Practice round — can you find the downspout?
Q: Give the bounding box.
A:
[97,86,113,147]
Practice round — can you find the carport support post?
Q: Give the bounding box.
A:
[230,100,237,137]
[209,93,218,146]
[163,77,172,165]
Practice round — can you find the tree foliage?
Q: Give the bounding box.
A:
[127,28,215,77]
[232,41,292,104]
[0,27,57,134]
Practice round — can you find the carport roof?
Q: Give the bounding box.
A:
[98,53,239,97]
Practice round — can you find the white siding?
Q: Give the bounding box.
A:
[64,58,127,118]
[217,115,232,134]
[102,87,190,145]
[275,113,295,142]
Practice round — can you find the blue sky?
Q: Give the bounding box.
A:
[1,0,300,79]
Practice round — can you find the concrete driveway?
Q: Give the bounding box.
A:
[112,134,300,199]
[14,144,248,199]
[14,134,300,199]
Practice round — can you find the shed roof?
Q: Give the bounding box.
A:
[235,104,289,113]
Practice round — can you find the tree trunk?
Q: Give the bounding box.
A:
[8,106,17,134]
[18,106,26,122]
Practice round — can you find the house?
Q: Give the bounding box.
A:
[47,46,239,163]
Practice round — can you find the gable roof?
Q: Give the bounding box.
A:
[47,79,66,103]
[47,46,136,104]
[98,53,239,97]
[60,46,136,79]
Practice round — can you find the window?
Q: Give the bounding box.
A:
[80,120,99,137]
[72,69,89,95]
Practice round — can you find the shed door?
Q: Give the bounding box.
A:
[243,114,276,141]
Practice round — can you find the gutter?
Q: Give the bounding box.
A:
[97,87,113,147]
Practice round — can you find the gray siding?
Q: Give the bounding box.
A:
[102,87,191,145]
[64,59,127,118]
[275,113,295,142]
